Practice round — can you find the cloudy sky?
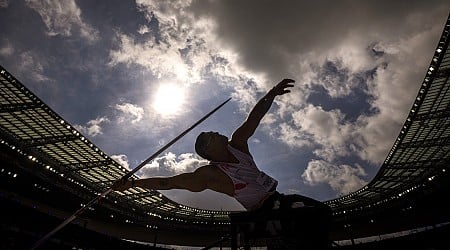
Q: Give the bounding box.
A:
[1,0,449,211]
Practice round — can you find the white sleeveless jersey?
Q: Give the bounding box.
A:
[213,145,278,210]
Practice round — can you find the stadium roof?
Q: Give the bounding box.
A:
[0,13,449,225]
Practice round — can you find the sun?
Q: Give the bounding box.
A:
[152,83,185,116]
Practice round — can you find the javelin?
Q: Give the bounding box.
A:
[32,97,232,249]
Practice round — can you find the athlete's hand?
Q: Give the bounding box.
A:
[271,78,295,96]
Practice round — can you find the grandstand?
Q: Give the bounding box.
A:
[0,13,449,250]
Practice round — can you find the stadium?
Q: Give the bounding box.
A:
[1,11,449,250]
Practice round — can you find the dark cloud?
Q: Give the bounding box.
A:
[190,0,449,78]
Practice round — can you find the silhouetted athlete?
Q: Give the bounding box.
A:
[113,79,332,248]
[112,79,330,215]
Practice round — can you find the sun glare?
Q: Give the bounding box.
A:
[153,83,185,116]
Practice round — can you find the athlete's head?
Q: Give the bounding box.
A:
[195,131,227,160]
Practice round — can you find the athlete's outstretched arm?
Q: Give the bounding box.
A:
[230,78,294,154]
[112,165,217,192]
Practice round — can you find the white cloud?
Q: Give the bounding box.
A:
[137,152,209,177]
[109,0,268,116]
[302,159,368,196]
[313,59,367,98]
[109,0,214,84]
[354,25,443,164]
[292,104,354,161]
[19,51,50,82]
[109,34,192,82]
[265,21,446,166]
[114,102,145,124]
[74,116,110,137]
[137,25,150,35]
[111,154,130,170]
[276,122,312,149]
[25,0,99,42]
